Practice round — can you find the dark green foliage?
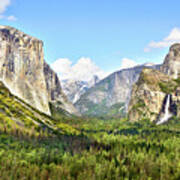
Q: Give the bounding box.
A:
[76,99,125,118]
[158,77,180,94]
[174,77,180,84]
[0,81,82,137]
[0,80,180,179]
[159,81,177,94]
[0,116,180,179]
[132,99,145,110]
[49,102,72,120]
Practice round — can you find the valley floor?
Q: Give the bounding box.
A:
[0,117,180,180]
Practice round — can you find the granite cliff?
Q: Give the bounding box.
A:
[44,62,79,115]
[161,43,180,78]
[0,25,78,116]
[128,44,180,122]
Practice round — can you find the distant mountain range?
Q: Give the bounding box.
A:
[61,62,160,117]
[61,75,100,103]
[1,25,179,123]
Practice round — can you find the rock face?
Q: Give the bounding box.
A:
[75,64,160,116]
[161,43,180,78]
[43,62,79,115]
[0,25,50,114]
[0,25,78,116]
[128,68,174,122]
[128,44,180,122]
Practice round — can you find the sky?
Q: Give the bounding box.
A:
[1,0,180,81]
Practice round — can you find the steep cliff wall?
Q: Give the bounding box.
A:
[43,62,79,115]
[128,68,172,122]
[0,25,78,116]
[128,44,180,122]
[0,25,50,114]
[161,43,180,78]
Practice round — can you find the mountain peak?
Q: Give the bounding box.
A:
[170,43,180,51]
[0,25,42,44]
[161,43,180,79]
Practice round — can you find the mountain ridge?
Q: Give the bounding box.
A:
[61,75,100,103]
[74,63,161,117]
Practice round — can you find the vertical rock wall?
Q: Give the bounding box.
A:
[0,25,79,116]
[0,25,50,115]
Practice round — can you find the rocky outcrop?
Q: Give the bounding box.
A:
[0,25,78,116]
[128,68,176,122]
[161,43,180,78]
[75,64,160,116]
[0,25,51,114]
[43,62,79,115]
[128,44,180,122]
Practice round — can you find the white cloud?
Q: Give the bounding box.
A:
[0,0,17,21]
[145,28,180,52]
[0,0,10,14]
[165,28,180,41]
[51,57,107,81]
[120,58,138,69]
[7,15,17,21]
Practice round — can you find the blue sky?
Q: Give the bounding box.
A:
[1,0,180,80]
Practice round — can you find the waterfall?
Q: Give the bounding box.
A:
[157,94,172,125]
[173,69,178,79]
